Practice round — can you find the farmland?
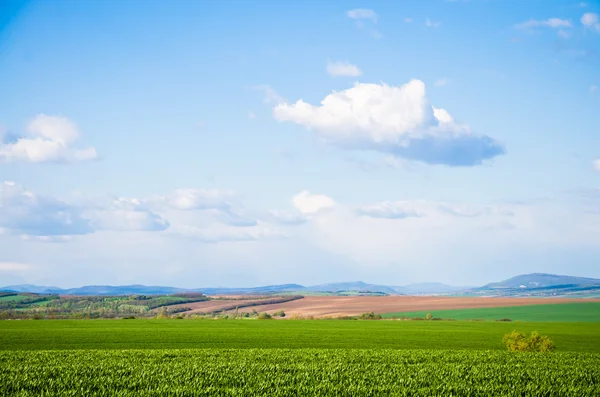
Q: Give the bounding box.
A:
[214,295,600,318]
[381,302,600,322]
[2,319,600,352]
[1,349,599,396]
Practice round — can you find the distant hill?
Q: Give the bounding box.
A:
[481,273,600,290]
[304,281,400,295]
[0,283,306,296]
[0,284,62,294]
[196,284,305,295]
[402,283,472,294]
[3,273,598,297]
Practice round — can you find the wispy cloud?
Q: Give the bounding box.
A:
[347,9,377,23]
[515,18,572,30]
[594,159,600,172]
[581,13,600,32]
[251,85,285,105]
[425,18,441,28]
[434,78,449,87]
[590,85,598,94]
[326,61,363,77]
[347,8,381,38]
[404,17,413,23]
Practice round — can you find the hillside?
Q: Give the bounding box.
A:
[481,273,600,289]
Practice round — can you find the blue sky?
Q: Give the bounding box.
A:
[1,0,599,288]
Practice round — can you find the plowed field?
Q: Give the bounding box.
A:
[230,296,600,318]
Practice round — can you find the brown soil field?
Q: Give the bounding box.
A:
[226,296,600,318]
[164,298,270,314]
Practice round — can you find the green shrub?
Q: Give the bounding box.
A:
[502,330,555,352]
[425,313,432,320]
[358,312,382,320]
[257,312,272,320]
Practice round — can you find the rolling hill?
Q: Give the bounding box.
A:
[2,273,599,297]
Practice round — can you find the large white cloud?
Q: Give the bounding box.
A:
[0,181,93,236]
[274,80,505,166]
[0,182,168,237]
[292,191,336,214]
[0,115,98,163]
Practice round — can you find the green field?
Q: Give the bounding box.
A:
[2,319,600,352]
[3,319,600,395]
[381,302,600,322]
[2,349,599,396]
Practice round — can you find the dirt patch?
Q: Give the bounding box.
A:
[229,296,600,318]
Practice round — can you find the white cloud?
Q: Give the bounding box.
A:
[357,201,423,219]
[170,224,287,243]
[434,78,449,87]
[0,262,33,272]
[20,235,72,243]
[295,196,600,274]
[347,9,377,22]
[326,61,363,77]
[0,182,169,237]
[148,188,235,211]
[0,115,98,163]
[267,210,307,225]
[593,159,600,171]
[248,111,256,119]
[273,79,505,166]
[292,191,336,214]
[581,12,600,31]
[425,18,441,28]
[404,18,413,23]
[0,181,93,236]
[591,85,598,94]
[515,18,572,30]
[580,2,587,7]
[347,8,381,38]
[88,198,169,232]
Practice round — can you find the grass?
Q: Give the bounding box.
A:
[381,302,600,322]
[0,295,30,303]
[2,349,599,396]
[1,319,600,352]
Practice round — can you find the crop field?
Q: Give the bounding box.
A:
[1,349,599,396]
[2,319,600,352]
[3,319,600,396]
[381,302,600,322]
[225,295,600,318]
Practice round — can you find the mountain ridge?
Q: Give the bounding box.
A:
[2,273,599,296]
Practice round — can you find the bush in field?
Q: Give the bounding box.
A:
[425,313,433,320]
[502,330,555,352]
[273,310,286,318]
[257,312,272,320]
[358,312,382,320]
